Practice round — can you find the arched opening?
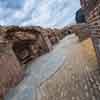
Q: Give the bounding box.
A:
[12,39,35,64]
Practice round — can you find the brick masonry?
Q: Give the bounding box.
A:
[0,42,23,97]
[0,26,71,97]
[0,26,71,65]
[80,0,100,65]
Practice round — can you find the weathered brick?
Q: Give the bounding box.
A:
[80,0,100,65]
[0,43,23,97]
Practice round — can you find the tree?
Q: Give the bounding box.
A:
[75,8,86,23]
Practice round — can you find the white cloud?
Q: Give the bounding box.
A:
[0,0,80,28]
[14,0,34,19]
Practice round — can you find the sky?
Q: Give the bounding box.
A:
[0,0,80,28]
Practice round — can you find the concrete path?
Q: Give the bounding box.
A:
[5,34,79,100]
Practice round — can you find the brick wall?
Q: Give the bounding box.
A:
[0,42,23,97]
[80,0,100,64]
[0,27,53,64]
[0,26,72,97]
[0,26,70,65]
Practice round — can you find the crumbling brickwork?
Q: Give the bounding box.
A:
[0,42,23,97]
[0,26,70,65]
[0,26,53,64]
[0,25,71,97]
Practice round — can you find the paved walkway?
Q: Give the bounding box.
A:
[40,38,99,100]
[5,34,79,100]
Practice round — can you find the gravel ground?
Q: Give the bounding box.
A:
[40,38,99,100]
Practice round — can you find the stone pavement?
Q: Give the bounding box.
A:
[5,34,79,100]
[40,39,99,100]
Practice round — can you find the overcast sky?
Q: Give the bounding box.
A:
[0,0,80,28]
